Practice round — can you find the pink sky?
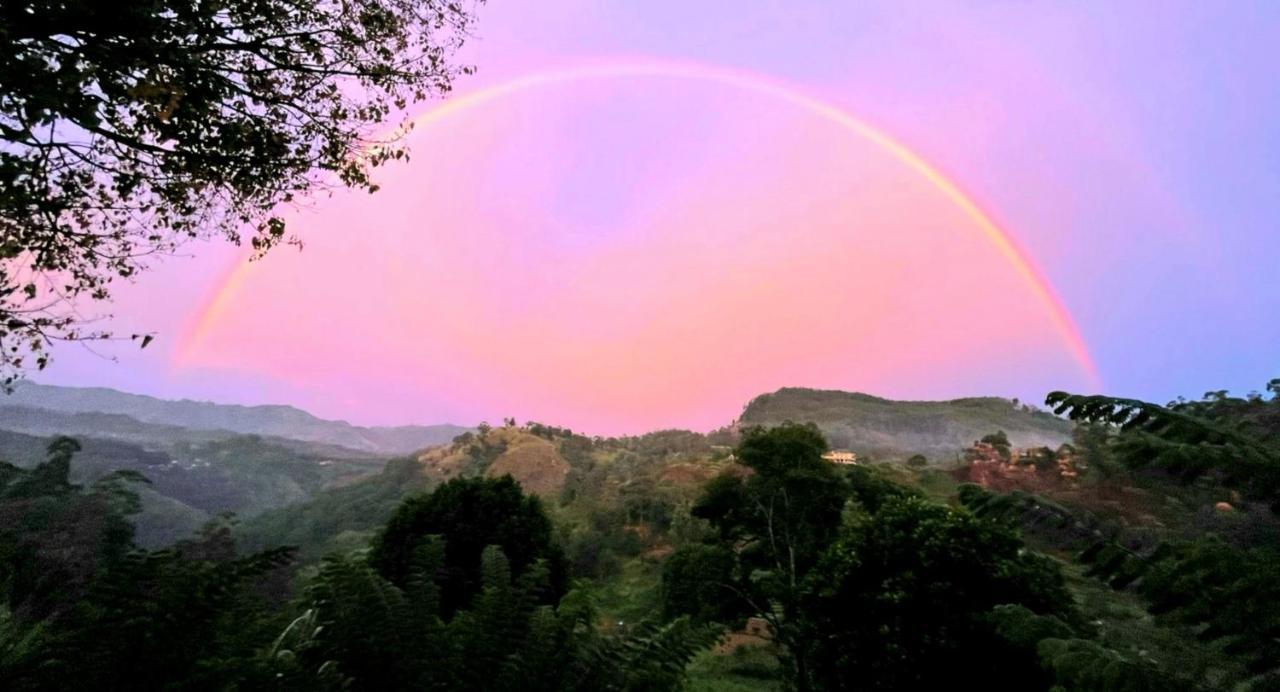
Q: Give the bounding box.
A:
[37,3,1280,433]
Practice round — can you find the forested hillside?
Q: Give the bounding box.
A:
[739,387,1071,458]
[0,427,384,547]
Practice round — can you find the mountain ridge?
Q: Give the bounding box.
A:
[6,382,469,455]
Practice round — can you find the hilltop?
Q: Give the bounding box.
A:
[739,388,1071,460]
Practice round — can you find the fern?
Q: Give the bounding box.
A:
[962,484,1280,681]
[569,616,722,691]
[1046,390,1280,508]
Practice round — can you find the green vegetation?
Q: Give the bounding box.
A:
[0,425,388,547]
[662,424,1074,690]
[3,381,1279,689]
[0,445,716,690]
[370,475,568,616]
[237,457,431,558]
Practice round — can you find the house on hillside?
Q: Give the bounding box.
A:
[822,450,858,465]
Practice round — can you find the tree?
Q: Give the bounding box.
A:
[802,495,1073,691]
[273,532,715,691]
[368,475,567,617]
[660,544,743,624]
[0,439,296,689]
[0,0,481,382]
[906,454,928,468]
[684,423,848,689]
[0,437,140,622]
[981,430,1013,459]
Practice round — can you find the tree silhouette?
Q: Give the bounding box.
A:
[0,0,480,382]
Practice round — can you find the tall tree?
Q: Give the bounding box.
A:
[675,423,848,690]
[0,0,481,382]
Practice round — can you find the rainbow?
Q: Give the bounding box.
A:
[177,58,1102,386]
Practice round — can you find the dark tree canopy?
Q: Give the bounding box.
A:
[696,422,847,575]
[368,475,567,617]
[980,429,1013,458]
[0,0,480,382]
[803,495,1072,691]
[660,543,744,625]
[0,436,138,622]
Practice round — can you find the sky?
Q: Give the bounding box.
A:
[38,1,1280,434]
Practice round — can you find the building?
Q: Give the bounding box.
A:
[822,450,858,465]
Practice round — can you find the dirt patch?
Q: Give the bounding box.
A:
[484,436,570,497]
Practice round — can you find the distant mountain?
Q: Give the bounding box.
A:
[0,426,386,547]
[738,388,1072,460]
[0,405,384,460]
[6,382,470,454]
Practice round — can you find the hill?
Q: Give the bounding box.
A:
[239,423,735,559]
[738,388,1071,460]
[5,382,470,454]
[0,426,386,548]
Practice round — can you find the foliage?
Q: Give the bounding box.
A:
[369,475,567,617]
[962,482,1278,686]
[695,423,845,570]
[801,495,1073,691]
[980,429,1013,458]
[684,645,782,692]
[0,0,480,382]
[0,440,295,689]
[989,604,1187,692]
[1047,383,1280,509]
[0,437,139,621]
[29,542,294,689]
[682,423,848,688]
[1,440,718,690]
[265,487,715,691]
[12,383,1280,689]
[1058,385,1280,681]
[1082,537,1280,679]
[572,615,723,692]
[670,425,1085,691]
[660,544,744,624]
